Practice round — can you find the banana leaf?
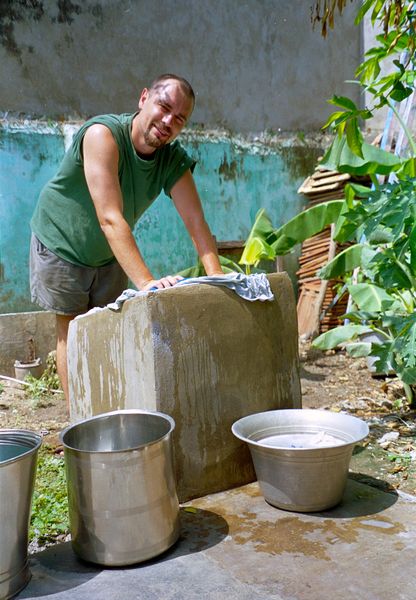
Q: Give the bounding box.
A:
[346,341,372,357]
[312,324,373,350]
[348,283,396,312]
[318,244,364,279]
[239,209,277,266]
[270,200,344,255]
[320,135,402,176]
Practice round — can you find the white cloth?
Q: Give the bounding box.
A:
[105,273,274,312]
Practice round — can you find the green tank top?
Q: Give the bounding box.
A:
[31,113,195,267]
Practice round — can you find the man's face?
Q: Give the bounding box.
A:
[138,80,194,149]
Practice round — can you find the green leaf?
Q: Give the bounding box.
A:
[239,208,277,267]
[390,81,413,102]
[270,200,344,255]
[409,225,416,275]
[239,236,275,266]
[312,324,373,350]
[346,341,372,357]
[328,95,358,111]
[355,0,376,25]
[318,244,364,279]
[322,111,350,130]
[345,118,364,157]
[320,135,402,176]
[348,283,396,311]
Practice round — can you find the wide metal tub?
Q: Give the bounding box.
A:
[232,409,368,512]
[0,429,42,600]
[60,410,180,566]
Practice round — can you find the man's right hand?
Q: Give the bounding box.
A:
[142,275,184,291]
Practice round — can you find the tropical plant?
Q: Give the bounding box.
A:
[239,202,345,272]
[177,254,244,278]
[313,178,416,404]
[241,0,416,403]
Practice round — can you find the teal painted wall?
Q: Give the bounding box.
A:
[0,125,65,313]
[0,123,323,314]
[137,137,321,276]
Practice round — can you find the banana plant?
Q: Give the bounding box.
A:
[312,177,416,405]
[239,201,345,272]
[177,254,244,278]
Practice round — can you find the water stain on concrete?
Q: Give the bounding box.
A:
[195,484,407,563]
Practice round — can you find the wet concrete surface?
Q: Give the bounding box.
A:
[18,478,416,600]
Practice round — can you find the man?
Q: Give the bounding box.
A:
[30,74,223,403]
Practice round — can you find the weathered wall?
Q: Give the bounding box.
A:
[0,121,326,313]
[0,123,65,313]
[68,273,301,501]
[0,1,363,315]
[0,1,361,133]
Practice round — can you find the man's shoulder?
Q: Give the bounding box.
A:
[84,113,134,129]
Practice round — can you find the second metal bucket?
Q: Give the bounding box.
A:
[60,409,180,566]
[0,429,42,600]
[232,409,369,512]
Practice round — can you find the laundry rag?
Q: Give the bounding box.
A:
[105,272,274,312]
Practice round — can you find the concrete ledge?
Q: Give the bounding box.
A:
[68,274,301,501]
[0,311,55,377]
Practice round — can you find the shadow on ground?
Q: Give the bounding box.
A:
[19,508,228,598]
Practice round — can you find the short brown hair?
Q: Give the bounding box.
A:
[149,74,195,106]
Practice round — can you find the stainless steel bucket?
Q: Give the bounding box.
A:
[232,409,369,512]
[60,410,180,566]
[0,429,42,600]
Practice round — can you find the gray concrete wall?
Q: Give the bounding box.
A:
[67,273,301,501]
[0,311,55,377]
[0,1,361,133]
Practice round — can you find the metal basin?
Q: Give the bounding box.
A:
[60,410,180,566]
[232,409,369,512]
[0,430,42,600]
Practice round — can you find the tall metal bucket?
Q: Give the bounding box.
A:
[0,429,42,600]
[60,410,180,566]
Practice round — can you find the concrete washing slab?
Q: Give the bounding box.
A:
[18,478,416,600]
[67,273,301,501]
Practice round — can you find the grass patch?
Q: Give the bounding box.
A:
[30,446,69,544]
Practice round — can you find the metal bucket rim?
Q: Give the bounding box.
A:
[231,408,369,451]
[0,428,42,466]
[60,409,176,454]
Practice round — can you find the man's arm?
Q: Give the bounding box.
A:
[83,124,181,290]
[171,170,224,276]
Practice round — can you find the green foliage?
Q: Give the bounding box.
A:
[240,202,344,270]
[312,178,416,391]
[242,1,416,403]
[320,134,402,175]
[30,447,69,544]
[308,0,416,404]
[313,1,416,110]
[24,351,62,407]
[177,254,244,278]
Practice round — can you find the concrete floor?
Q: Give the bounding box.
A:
[18,478,416,600]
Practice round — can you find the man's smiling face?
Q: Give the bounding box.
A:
[137,79,194,151]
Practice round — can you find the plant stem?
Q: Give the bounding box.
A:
[387,99,416,156]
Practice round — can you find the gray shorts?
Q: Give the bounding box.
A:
[30,234,128,315]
